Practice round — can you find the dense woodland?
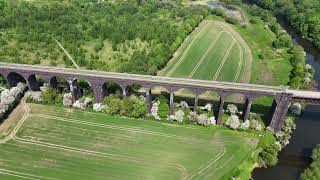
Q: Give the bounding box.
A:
[0,0,210,74]
[251,0,320,48]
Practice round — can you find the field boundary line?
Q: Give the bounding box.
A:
[31,114,226,145]
[186,147,226,180]
[166,22,211,76]
[188,31,226,78]
[212,38,236,80]
[0,168,57,180]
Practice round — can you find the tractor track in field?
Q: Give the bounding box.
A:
[212,38,236,81]
[31,114,227,145]
[218,22,252,83]
[233,42,243,82]
[0,101,256,180]
[186,146,226,180]
[14,136,189,179]
[166,21,211,76]
[0,168,57,180]
[188,31,226,78]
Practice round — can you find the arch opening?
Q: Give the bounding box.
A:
[223,93,246,121]
[125,83,145,96]
[7,72,27,87]
[102,81,122,99]
[197,90,221,115]
[251,96,276,127]
[173,88,196,111]
[77,79,93,97]
[49,76,69,93]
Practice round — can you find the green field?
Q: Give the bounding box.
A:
[0,103,259,179]
[160,20,252,83]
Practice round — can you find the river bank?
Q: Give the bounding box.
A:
[252,16,320,180]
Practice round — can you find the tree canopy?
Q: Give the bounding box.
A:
[0,0,210,75]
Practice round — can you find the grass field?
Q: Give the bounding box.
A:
[159,20,252,83]
[0,103,259,180]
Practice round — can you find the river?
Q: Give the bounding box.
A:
[252,18,320,180]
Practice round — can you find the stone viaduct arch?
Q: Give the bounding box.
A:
[1,62,319,132]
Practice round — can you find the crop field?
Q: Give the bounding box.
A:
[0,103,259,180]
[160,20,252,83]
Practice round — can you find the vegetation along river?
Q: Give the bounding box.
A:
[252,18,320,180]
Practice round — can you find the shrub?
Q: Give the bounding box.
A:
[212,8,225,17]
[103,95,123,115]
[290,103,301,115]
[196,113,214,126]
[259,143,281,167]
[26,91,43,102]
[172,109,184,123]
[42,87,62,104]
[63,93,73,107]
[0,83,27,120]
[227,104,238,115]
[155,95,169,118]
[226,115,240,129]
[273,33,292,48]
[240,120,250,130]
[93,103,107,112]
[122,95,147,118]
[103,94,147,118]
[225,16,239,25]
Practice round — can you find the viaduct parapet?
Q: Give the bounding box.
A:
[1,62,320,132]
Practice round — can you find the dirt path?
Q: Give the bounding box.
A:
[54,38,80,69]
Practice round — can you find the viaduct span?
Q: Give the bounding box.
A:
[1,62,320,132]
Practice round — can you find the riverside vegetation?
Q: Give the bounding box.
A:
[301,145,320,180]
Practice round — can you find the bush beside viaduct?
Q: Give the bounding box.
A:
[1,62,320,132]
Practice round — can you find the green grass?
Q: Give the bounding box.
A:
[160,20,252,83]
[0,103,259,180]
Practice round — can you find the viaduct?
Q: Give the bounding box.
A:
[1,62,320,132]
